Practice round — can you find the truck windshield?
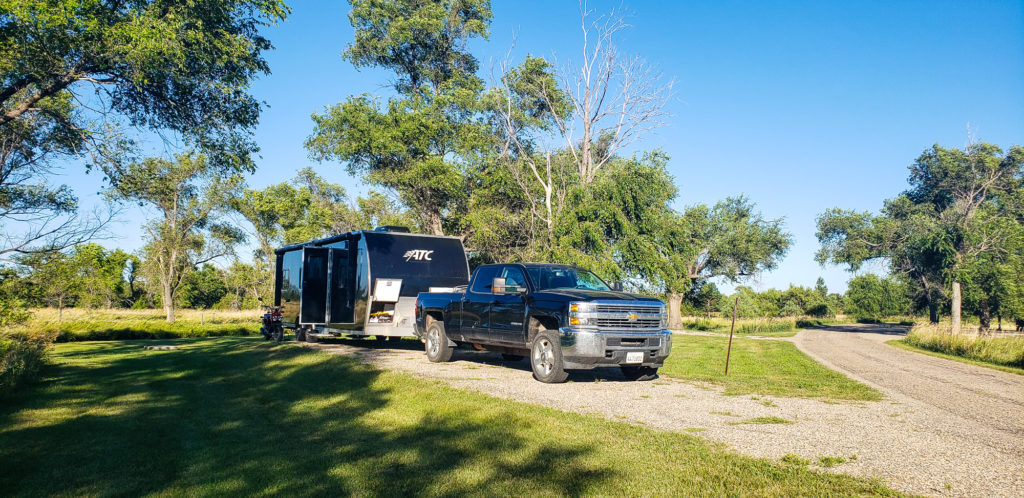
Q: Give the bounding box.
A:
[527,267,612,291]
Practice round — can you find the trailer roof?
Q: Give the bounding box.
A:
[273,230,463,254]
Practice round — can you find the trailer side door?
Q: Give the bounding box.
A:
[300,247,330,324]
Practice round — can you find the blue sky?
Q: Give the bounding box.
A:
[59,0,1024,293]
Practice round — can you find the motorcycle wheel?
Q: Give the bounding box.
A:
[260,326,271,340]
[272,324,284,342]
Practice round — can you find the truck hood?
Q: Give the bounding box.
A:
[533,289,663,304]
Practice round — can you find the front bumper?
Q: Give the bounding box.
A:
[558,327,672,369]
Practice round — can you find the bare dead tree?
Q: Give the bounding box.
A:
[547,1,675,184]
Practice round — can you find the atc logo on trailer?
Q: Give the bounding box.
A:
[404,249,433,262]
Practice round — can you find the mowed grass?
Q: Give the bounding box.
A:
[15,308,260,342]
[0,338,898,496]
[661,335,882,401]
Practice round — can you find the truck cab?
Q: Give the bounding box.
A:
[415,263,672,383]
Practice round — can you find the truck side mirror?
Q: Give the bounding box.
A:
[612,282,624,292]
[492,277,506,294]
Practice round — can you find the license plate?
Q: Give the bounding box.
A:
[625,352,644,364]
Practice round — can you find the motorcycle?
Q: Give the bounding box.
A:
[260,305,284,342]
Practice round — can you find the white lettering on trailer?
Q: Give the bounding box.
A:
[403,249,434,262]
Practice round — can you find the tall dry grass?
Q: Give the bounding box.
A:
[0,334,52,395]
[14,308,260,342]
[904,323,1024,369]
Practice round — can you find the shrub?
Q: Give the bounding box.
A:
[804,303,834,318]
[904,324,1024,369]
[0,335,52,395]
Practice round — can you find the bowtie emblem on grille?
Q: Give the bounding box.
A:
[627,313,638,322]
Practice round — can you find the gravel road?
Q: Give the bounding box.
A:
[301,327,1023,497]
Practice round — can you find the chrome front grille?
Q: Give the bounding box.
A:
[596,317,662,329]
[590,301,665,332]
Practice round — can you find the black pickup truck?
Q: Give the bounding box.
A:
[414,263,672,383]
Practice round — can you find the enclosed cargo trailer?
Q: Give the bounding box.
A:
[274,227,469,340]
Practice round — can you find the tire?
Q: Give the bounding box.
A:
[306,328,318,343]
[425,321,454,363]
[374,335,388,345]
[260,326,271,340]
[501,353,525,362]
[272,324,284,342]
[530,330,568,383]
[295,326,307,342]
[620,366,659,381]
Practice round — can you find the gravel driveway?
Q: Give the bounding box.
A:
[301,327,1023,497]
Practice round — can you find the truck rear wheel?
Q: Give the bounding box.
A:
[620,366,658,381]
[531,330,568,383]
[425,321,454,363]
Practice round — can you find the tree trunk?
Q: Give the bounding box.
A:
[950,281,962,334]
[667,292,684,330]
[163,284,176,323]
[928,298,939,324]
[427,210,444,235]
[978,300,991,333]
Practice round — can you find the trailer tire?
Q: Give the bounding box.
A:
[306,328,318,343]
[620,366,658,381]
[295,327,307,342]
[425,321,454,363]
[530,330,568,383]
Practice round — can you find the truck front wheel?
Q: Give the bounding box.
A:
[531,330,569,383]
[425,321,454,363]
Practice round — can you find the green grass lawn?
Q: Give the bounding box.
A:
[0,338,898,496]
[661,335,883,401]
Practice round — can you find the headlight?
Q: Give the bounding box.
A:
[568,301,598,327]
[569,302,596,314]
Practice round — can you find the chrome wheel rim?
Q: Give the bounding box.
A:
[427,327,440,357]
[533,338,553,376]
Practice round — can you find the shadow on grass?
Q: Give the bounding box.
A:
[0,338,613,496]
[315,336,650,383]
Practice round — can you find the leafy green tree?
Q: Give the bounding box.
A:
[683,281,722,318]
[844,274,912,320]
[655,196,792,329]
[19,251,79,321]
[0,0,289,171]
[219,261,265,310]
[178,264,228,310]
[307,0,492,235]
[110,153,243,322]
[818,143,1023,331]
[1,0,287,262]
[68,244,133,308]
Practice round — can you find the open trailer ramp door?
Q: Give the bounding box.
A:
[300,246,330,325]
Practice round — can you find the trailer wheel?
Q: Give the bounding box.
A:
[305,327,318,343]
[295,327,307,342]
[530,330,568,383]
[425,321,454,363]
[620,366,658,381]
